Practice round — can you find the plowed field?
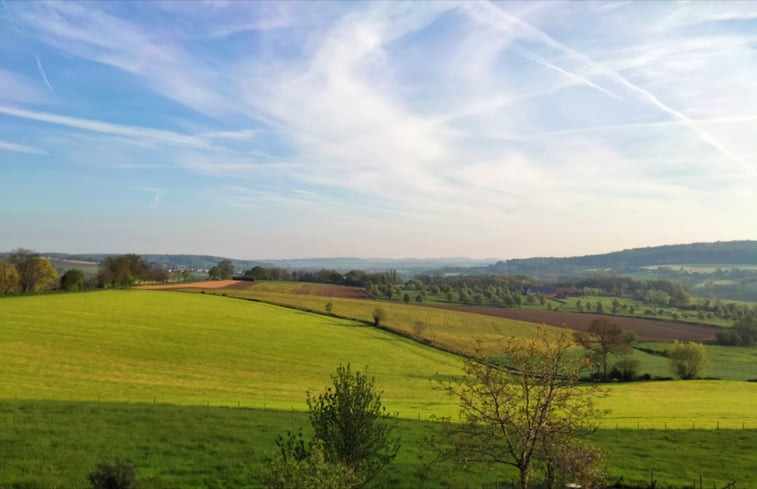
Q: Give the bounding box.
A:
[135,280,253,290]
[425,305,718,342]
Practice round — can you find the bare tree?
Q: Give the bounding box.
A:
[443,331,605,489]
[574,318,636,380]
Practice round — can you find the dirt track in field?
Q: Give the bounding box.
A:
[424,305,719,342]
[134,280,253,290]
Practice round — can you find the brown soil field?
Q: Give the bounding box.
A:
[316,285,371,299]
[425,305,719,342]
[134,280,253,290]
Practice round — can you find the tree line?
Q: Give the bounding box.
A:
[0,249,173,296]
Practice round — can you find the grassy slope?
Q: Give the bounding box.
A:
[199,281,560,356]
[634,343,757,381]
[0,290,460,417]
[0,401,754,489]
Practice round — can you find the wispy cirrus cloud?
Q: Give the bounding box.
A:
[34,55,55,94]
[0,139,47,155]
[0,105,209,148]
[1,1,756,257]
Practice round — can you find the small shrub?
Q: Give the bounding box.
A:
[88,458,137,489]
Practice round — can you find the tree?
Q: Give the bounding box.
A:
[98,254,145,288]
[264,433,357,489]
[372,307,386,327]
[0,259,20,295]
[60,269,86,291]
[443,331,604,489]
[9,249,59,293]
[218,259,234,279]
[179,269,192,282]
[403,293,410,304]
[306,364,400,486]
[208,265,223,280]
[88,458,137,489]
[669,341,708,379]
[574,319,636,380]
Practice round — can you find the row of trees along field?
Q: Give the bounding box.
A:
[233,264,757,324]
[0,249,173,295]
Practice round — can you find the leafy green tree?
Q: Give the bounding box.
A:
[208,266,223,280]
[669,341,708,379]
[403,293,410,304]
[733,319,757,346]
[306,364,400,486]
[99,254,145,288]
[88,458,137,489]
[574,318,636,380]
[9,249,59,293]
[218,259,234,279]
[60,269,86,291]
[0,259,20,295]
[264,434,357,489]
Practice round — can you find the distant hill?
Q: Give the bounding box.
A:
[479,241,757,277]
[0,252,494,274]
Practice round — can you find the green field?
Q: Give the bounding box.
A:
[194,281,559,356]
[2,290,756,488]
[0,401,754,489]
[0,291,460,417]
[634,343,757,381]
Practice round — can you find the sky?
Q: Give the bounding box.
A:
[1,1,756,260]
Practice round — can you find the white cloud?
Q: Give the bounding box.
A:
[0,105,209,147]
[0,139,47,155]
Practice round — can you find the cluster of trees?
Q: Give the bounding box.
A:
[237,265,401,288]
[572,276,692,308]
[716,319,757,346]
[208,259,234,280]
[99,254,169,288]
[1,249,175,296]
[0,248,59,295]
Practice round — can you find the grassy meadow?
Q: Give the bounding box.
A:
[0,401,754,489]
[190,281,561,356]
[0,290,461,416]
[1,289,756,488]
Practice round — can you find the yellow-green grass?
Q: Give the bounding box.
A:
[598,380,757,429]
[194,281,559,356]
[0,290,461,418]
[1,290,754,430]
[634,342,757,381]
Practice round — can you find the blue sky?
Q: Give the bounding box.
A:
[1,1,756,259]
